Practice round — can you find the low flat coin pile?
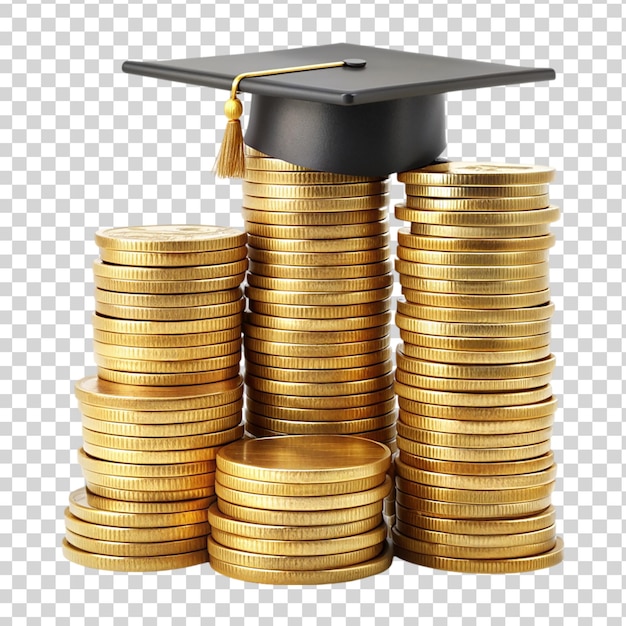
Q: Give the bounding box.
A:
[242,147,396,448]
[63,225,247,571]
[208,435,394,584]
[391,161,564,573]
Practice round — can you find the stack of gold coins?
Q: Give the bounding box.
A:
[62,225,247,571]
[242,147,396,447]
[207,435,394,584]
[391,162,564,573]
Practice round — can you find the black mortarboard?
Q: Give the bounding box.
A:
[122,43,555,177]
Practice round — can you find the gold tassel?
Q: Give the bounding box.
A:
[212,60,349,179]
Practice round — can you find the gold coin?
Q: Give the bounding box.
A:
[400,275,550,294]
[394,370,553,392]
[397,204,559,226]
[245,220,389,240]
[246,273,393,293]
[398,228,555,251]
[396,491,553,518]
[394,536,563,573]
[243,180,389,199]
[94,351,241,373]
[77,399,242,424]
[243,324,389,344]
[248,260,393,279]
[94,299,245,321]
[217,435,390,483]
[68,487,209,527]
[96,366,240,387]
[246,422,396,443]
[74,376,243,410]
[82,441,236,464]
[396,313,551,338]
[245,312,391,332]
[211,523,387,557]
[245,399,397,422]
[217,499,383,526]
[396,423,552,448]
[396,503,556,534]
[62,539,209,572]
[396,259,549,281]
[210,540,392,584]
[392,527,556,560]
[246,373,394,397]
[82,424,243,451]
[242,193,390,212]
[84,489,212,513]
[395,460,557,490]
[245,411,396,435]
[247,233,390,252]
[93,258,248,281]
[404,195,550,211]
[81,468,215,491]
[397,248,549,267]
[397,395,557,420]
[409,223,552,238]
[64,510,210,541]
[399,332,550,351]
[76,449,216,477]
[65,530,207,558]
[398,450,555,476]
[208,503,382,540]
[395,382,552,406]
[245,285,393,306]
[398,162,556,186]
[98,246,247,267]
[93,328,241,348]
[245,361,393,384]
[396,301,554,323]
[92,313,242,335]
[395,478,554,503]
[95,225,246,252]
[245,348,392,370]
[93,274,245,295]
[244,337,391,358]
[94,287,243,307]
[244,170,382,185]
[248,300,391,320]
[396,350,556,379]
[396,520,556,547]
[402,288,551,309]
[248,247,390,266]
[397,438,552,463]
[80,413,241,437]
[243,207,388,226]
[208,536,383,570]
[93,339,241,362]
[401,343,552,365]
[244,156,311,171]
[246,386,394,409]
[403,183,549,198]
[398,412,554,436]
[85,482,215,502]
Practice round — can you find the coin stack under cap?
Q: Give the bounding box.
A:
[242,147,396,448]
[391,162,564,573]
[62,225,247,571]
[207,435,393,584]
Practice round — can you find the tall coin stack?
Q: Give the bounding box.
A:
[390,162,565,573]
[242,147,397,448]
[62,225,247,571]
[208,436,394,584]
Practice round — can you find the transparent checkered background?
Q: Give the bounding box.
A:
[2,0,625,623]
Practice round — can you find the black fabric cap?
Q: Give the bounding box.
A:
[123,43,555,176]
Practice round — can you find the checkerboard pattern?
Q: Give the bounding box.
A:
[3,0,625,623]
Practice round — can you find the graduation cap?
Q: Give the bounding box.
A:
[122,43,555,178]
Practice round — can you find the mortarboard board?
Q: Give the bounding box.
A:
[122,43,555,177]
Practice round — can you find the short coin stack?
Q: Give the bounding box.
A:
[242,148,396,447]
[62,225,247,571]
[208,435,393,584]
[391,162,564,573]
